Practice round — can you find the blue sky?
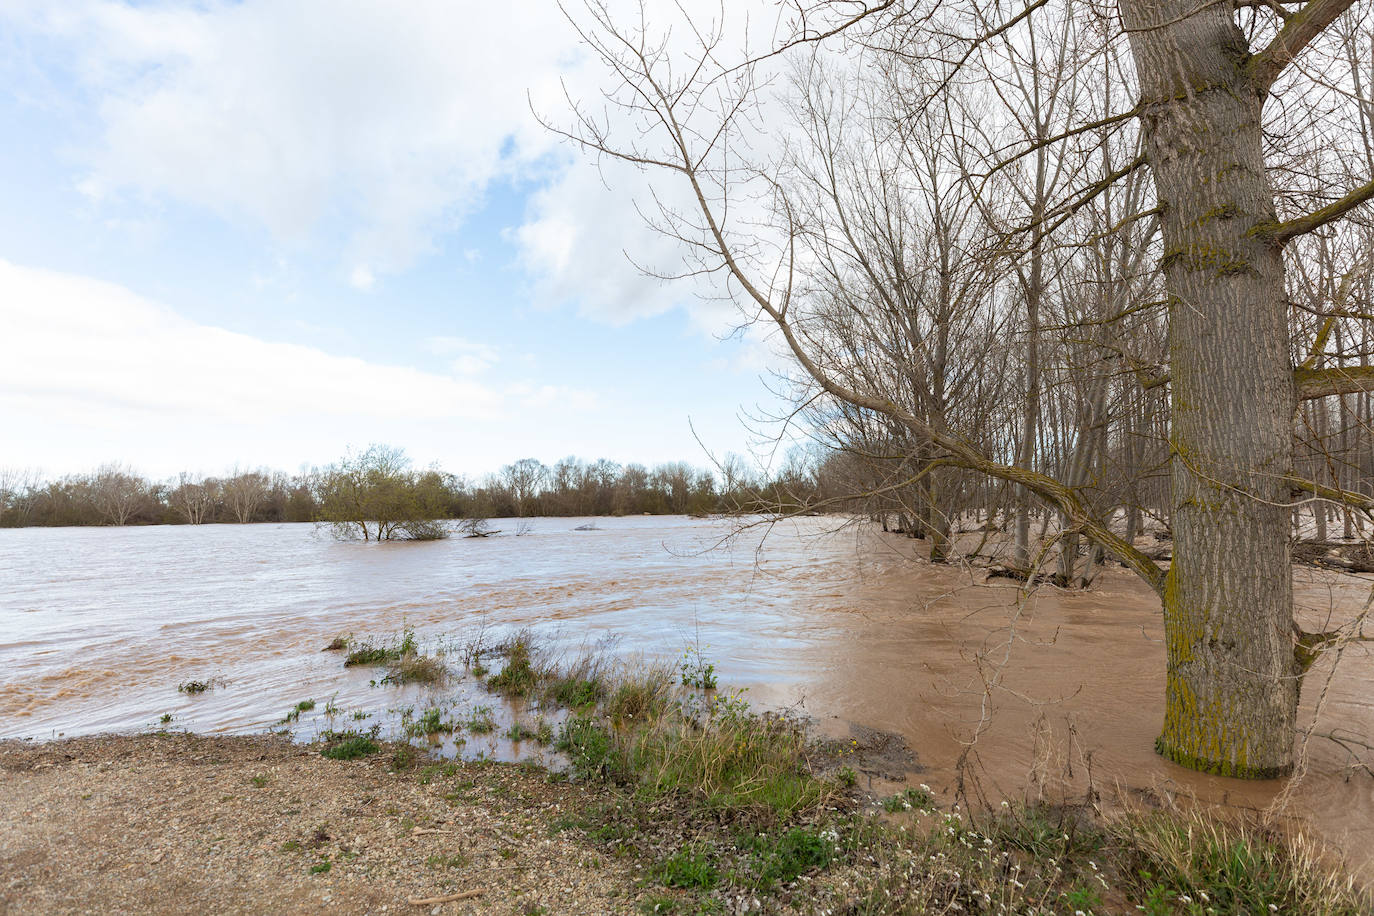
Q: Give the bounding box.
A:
[0,0,790,479]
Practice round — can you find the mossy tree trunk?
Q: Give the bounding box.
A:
[1124,0,1298,777]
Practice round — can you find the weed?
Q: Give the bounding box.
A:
[620,707,831,817]
[547,676,602,708]
[465,706,496,734]
[743,827,835,889]
[309,860,331,875]
[391,744,419,771]
[837,767,857,788]
[1062,884,1102,913]
[159,713,173,725]
[990,803,1100,861]
[654,845,719,889]
[556,716,620,780]
[405,708,454,737]
[280,699,316,724]
[323,635,349,651]
[344,643,399,667]
[178,680,212,694]
[487,633,539,696]
[280,840,301,852]
[507,721,540,742]
[1110,808,1370,916]
[250,774,268,788]
[320,736,380,760]
[605,666,673,724]
[679,646,717,690]
[882,794,909,813]
[383,653,446,686]
[344,628,419,667]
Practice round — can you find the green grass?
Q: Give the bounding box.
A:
[343,628,418,667]
[605,667,672,725]
[487,634,539,696]
[556,700,830,819]
[320,736,380,760]
[465,706,496,734]
[383,652,446,685]
[547,676,602,708]
[404,707,453,737]
[653,845,720,889]
[739,827,835,890]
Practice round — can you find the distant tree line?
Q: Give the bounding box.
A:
[0,447,841,529]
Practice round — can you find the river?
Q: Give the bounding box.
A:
[2,516,1371,874]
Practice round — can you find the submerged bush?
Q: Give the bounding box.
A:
[486,634,538,696]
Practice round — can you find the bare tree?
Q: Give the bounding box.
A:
[221,470,269,524]
[168,473,219,525]
[552,0,1374,778]
[89,464,150,526]
[500,458,549,517]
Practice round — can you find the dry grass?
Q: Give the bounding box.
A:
[1108,806,1370,916]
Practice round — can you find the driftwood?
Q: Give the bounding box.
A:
[408,889,484,905]
[1292,540,1374,572]
[985,564,1076,589]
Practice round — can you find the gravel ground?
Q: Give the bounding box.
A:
[0,733,647,915]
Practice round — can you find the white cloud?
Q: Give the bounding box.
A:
[3,0,809,332]
[4,0,584,276]
[510,382,598,411]
[348,265,375,291]
[424,336,499,376]
[0,260,507,425]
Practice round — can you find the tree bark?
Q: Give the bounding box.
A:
[1124,0,1298,777]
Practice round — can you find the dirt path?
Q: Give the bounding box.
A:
[0,734,642,915]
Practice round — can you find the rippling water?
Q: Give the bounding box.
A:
[3,516,1372,873]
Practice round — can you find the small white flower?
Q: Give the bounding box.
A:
[1180,895,1193,905]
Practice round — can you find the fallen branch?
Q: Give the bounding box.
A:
[408,889,484,905]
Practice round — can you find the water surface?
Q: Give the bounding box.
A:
[2,516,1371,873]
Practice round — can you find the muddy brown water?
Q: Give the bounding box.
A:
[2,516,1371,874]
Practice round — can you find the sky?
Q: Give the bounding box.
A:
[0,0,799,480]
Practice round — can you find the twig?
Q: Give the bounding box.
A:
[407,889,484,905]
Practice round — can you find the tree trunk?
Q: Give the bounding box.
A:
[1124,0,1297,777]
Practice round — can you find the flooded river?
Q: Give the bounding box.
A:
[2,516,1372,873]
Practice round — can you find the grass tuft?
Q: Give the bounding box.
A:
[1110,807,1369,916]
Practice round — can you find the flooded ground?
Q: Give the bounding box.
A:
[2,516,1372,874]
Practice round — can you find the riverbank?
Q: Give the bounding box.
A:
[3,727,1368,915]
